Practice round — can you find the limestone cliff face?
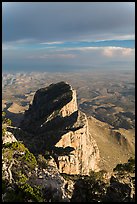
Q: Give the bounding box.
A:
[55,111,99,175]
[59,89,77,118]
[21,81,100,175]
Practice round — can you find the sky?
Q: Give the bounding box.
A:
[2,2,135,72]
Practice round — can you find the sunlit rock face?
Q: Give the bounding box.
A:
[21,81,100,175]
[55,111,100,175]
[2,131,17,144]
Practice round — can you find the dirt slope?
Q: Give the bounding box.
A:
[88,116,135,172]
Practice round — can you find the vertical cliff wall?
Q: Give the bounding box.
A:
[55,111,100,175]
[21,82,100,175]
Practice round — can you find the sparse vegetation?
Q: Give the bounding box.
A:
[2,140,45,202]
[113,157,135,173]
[71,170,108,202]
[2,176,44,202]
[3,141,37,171]
[2,111,12,137]
[37,154,48,169]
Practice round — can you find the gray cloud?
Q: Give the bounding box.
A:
[2,2,135,42]
[2,2,135,72]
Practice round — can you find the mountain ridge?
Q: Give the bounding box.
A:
[19,81,100,175]
[2,81,135,202]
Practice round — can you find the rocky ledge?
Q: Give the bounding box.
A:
[20,81,100,175]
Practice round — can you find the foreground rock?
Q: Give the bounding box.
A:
[2,130,17,144]
[2,139,135,202]
[104,157,135,202]
[21,82,100,175]
[2,141,73,202]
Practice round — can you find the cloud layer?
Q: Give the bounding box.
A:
[2,2,135,42]
[2,2,135,72]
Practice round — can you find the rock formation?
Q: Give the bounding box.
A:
[2,131,17,144]
[21,81,100,175]
[2,81,135,202]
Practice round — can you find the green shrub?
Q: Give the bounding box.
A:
[113,157,135,173]
[2,112,11,125]
[18,182,44,202]
[89,170,107,182]
[23,149,37,170]
[2,142,37,178]
[2,112,12,137]
[2,179,7,193]
[37,154,48,169]
[71,173,107,202]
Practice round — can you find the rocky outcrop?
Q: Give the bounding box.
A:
[2,130,17,144]
[55,111,99,174]
[104,158,135,202]
[2,137,134,202]
[28,165,71,202]
[21,82,100,175]
[2,141,72,202]
[21,82,77,133]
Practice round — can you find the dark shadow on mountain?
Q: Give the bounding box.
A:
[52,146,75,156]
[7,111,79,158]
[51,146,75,169]
[21,82,73,128]
[3,109,24,127]
[70,175,106,202]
